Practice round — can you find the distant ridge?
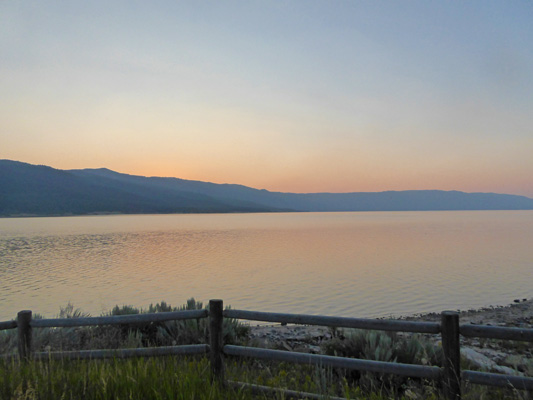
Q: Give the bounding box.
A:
[1,160,533,217]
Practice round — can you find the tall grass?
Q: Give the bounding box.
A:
[1,354,436,400]
[0,356,252,400]
[1,356,529,400]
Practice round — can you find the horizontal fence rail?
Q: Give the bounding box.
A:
[31,309,208,328]
[228,381,347,400]
[0,320,17,330]
[2,345,209,363]
[224,309,441,334]
[462,370,533,391]
[1,300,532,400]
[33,344,209,361]
[224,345,442,380]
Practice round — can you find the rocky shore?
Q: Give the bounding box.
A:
[400,297,533,327]
[248,299,532,376]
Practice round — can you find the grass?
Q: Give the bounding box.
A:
[1,356,239,400]
[0,355,436,400]
[1,355,529,400]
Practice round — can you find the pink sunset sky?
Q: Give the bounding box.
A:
[1,2,532,197]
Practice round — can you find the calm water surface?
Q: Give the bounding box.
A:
[0,211,532,321]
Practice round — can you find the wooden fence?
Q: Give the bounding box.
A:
[1,299,532,400]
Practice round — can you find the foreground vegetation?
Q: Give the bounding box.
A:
[1,355,530,400]
[1,300,530,399]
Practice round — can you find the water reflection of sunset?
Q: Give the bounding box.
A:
[1,211,532,320]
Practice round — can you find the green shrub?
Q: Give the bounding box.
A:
[321,329,442,396]
[0,299,250,356]
[156,299,250,346]
[156,298,208,345]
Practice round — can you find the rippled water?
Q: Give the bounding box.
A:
[0,211,532,321]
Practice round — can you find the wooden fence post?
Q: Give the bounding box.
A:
[17,310,32,361]
[209,299,224,381]
[442,311,461,400]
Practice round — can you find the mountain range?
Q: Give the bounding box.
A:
[1,159,533,217]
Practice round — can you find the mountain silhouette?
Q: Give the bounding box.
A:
[1,160,533,217]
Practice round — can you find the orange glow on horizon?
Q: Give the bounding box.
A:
[5,148,533,199]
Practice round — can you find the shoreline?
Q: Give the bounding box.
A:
[249,298,532,334]
[399,298,533,327]
[248,299,532,375]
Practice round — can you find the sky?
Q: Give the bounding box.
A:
[1,1,532,197]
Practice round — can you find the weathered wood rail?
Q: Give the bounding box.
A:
[1,299,532,399]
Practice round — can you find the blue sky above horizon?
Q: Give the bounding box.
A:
[1,1,532,197]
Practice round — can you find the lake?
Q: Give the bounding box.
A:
[0,211,532,321]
